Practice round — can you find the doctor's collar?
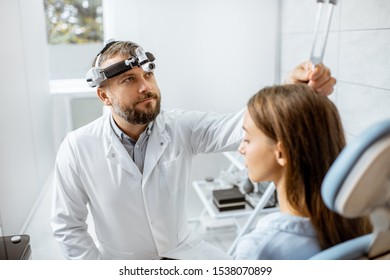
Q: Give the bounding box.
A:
[109,114,153,142]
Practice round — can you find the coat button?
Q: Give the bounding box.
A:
[111,153,115,157]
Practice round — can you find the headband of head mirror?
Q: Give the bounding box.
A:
[86,39,156,88]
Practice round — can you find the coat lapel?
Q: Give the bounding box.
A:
[142,115,170,187]
[104,115,142,179]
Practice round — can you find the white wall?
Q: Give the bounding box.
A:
[103,0,279,113]
[280,0,390,139]
[0,0,55,234]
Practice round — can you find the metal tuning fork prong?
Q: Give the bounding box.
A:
[310,0,338,69]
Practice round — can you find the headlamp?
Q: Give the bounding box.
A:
[86,40,156,88]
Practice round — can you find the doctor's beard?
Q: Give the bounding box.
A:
[112,92,161,125]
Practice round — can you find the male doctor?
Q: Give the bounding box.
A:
[51,40,336,260]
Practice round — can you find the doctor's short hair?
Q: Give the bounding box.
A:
[247,84,371,249]
[92,40,141,68]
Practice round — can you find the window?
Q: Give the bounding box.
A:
[44,0,104,45]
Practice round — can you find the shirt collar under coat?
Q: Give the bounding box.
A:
[109,114,153,145]
[103,111,171,184]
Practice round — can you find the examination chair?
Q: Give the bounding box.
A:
[310,120,390,260]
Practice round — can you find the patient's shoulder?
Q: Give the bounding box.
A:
[250,212,321,259]
[256,212,316,237]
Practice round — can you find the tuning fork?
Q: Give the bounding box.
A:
[310,0,338,68]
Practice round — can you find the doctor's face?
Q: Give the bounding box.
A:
[99,55,161,125]
[238,110,283,183]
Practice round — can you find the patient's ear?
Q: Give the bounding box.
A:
[275,141,287,166]
[97,87,112,106]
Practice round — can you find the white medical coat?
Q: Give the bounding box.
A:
[51,109,244,259]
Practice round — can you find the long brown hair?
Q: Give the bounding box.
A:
[247,84,371,249]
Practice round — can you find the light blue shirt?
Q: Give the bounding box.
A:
[233,212,321,260]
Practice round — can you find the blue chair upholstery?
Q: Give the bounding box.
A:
[310,234,373,260]
[310,120,390,260]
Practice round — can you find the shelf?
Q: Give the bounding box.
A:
[193,180,276,219]
[192,151,279,255]
[49,79,96,97]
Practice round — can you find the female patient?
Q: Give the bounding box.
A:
[233,84,372,260]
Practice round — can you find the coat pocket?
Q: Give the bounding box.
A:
[159,151,185,196]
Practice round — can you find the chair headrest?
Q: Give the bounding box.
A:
[321,120,390,218]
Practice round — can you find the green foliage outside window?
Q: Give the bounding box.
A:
[44,0,104,44]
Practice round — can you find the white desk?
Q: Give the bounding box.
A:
[193,180,256,219]
[192,178,278,255]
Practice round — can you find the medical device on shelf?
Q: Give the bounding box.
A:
[191,152,278,256]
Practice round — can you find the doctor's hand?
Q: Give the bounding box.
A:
[284,61,336,96]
